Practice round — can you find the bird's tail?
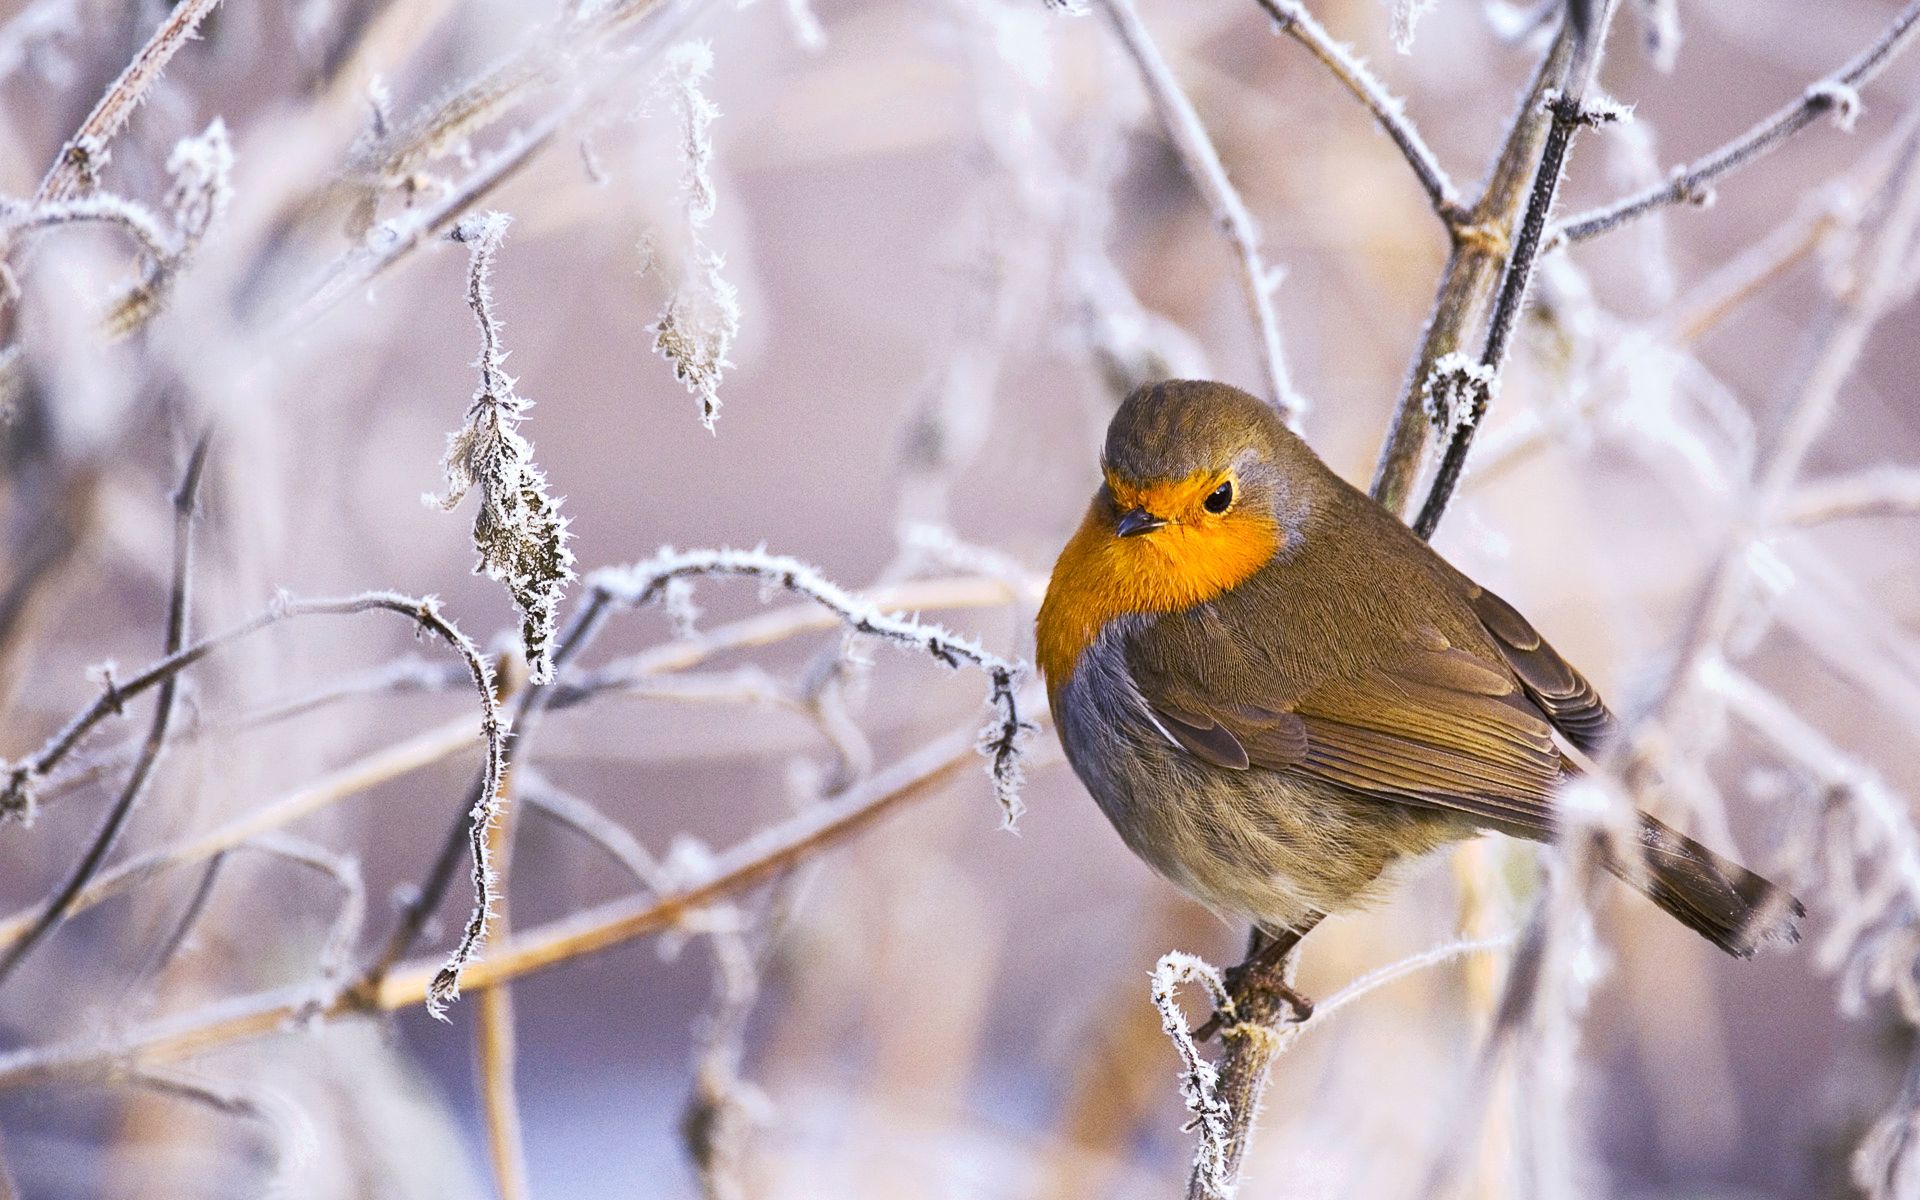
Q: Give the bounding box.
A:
[1606,813,1805,958]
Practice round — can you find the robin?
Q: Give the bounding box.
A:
[1037,380,1802,1009]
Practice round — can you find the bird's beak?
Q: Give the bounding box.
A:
[1116,507,1167,538]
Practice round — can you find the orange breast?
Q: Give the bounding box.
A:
[1036,498,1279,697]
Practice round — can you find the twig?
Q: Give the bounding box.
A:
[124,1068,310,1195]
[1669,196,1845,344]
[1412,76,1627,539]
[1368,20,1576,514]
[0,720,1020,1090]
[0,591,506,1009]
[1782,467,1920,526]
[583,548,1032,827]
[128,850,227,995]
[0,433,211,988]
[1185,941,1302,1199]
[32,0,226,204]
[1095,0,1303,421]
[523,770,671,893]
[0,193,176,278]
[0,716,481,951]
[1253,0,1463,222]
[682,899,768,1200]
[1292,934,1517,1036]
[1554,0,1920,245]
[1148,953,1238,1200]
[476,922,531,1200]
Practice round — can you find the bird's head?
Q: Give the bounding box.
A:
[1097,379,1319,563]
[1037,380,1327,688]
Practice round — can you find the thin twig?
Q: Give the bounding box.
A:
[1096,0,1303,421]
[124,1068,309,1195]
[0,721,1023,1090]
[1554,0,1920,245]
[0,433,211,987]
[1413,74,1626,538]
[583,548,1031,827]
[33,0,227,204]
[1782,467,1920,526]
[1368,20,1576,514]
[523,770,671,893]
[1253,0,1463,222]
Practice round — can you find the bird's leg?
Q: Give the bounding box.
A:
[1196,913,1323,1041]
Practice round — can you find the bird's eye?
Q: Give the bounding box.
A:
[1203,480,1234,514]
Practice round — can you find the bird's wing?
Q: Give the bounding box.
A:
[1461,584,1616,753]
[1132,626,1565,840]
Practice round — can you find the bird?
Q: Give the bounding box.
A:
[1036,379,1802,1004]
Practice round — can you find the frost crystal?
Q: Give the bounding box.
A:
[1421,352,1497,432]
[1389,0,1437,53]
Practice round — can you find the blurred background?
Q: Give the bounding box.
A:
[0,0,1916,1196]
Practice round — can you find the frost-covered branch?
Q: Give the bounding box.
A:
[644,42,741,430]
[1148,952,1237,1200]
[1554,0,1920,245]
[33,0,226,204]
[583,548,1032,826]
[429,211,575,686]
[1253,0,1463,223]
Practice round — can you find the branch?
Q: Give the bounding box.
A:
[582,548,1032,827]
[1095,0,1303,422]
[32,0,226,204]
[0,433,211,988]
[1554,0,1920,245]
[1368,20,1576,515]
[0,721,1014,1091]
[1253,0,1463,222]
[1413,85,1627,538]
[0,591,507,1012]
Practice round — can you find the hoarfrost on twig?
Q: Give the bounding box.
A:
[1149,951,1237,1200]
[429,211,576,687]
[645,41,741,430]
[586,547,1032,827]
